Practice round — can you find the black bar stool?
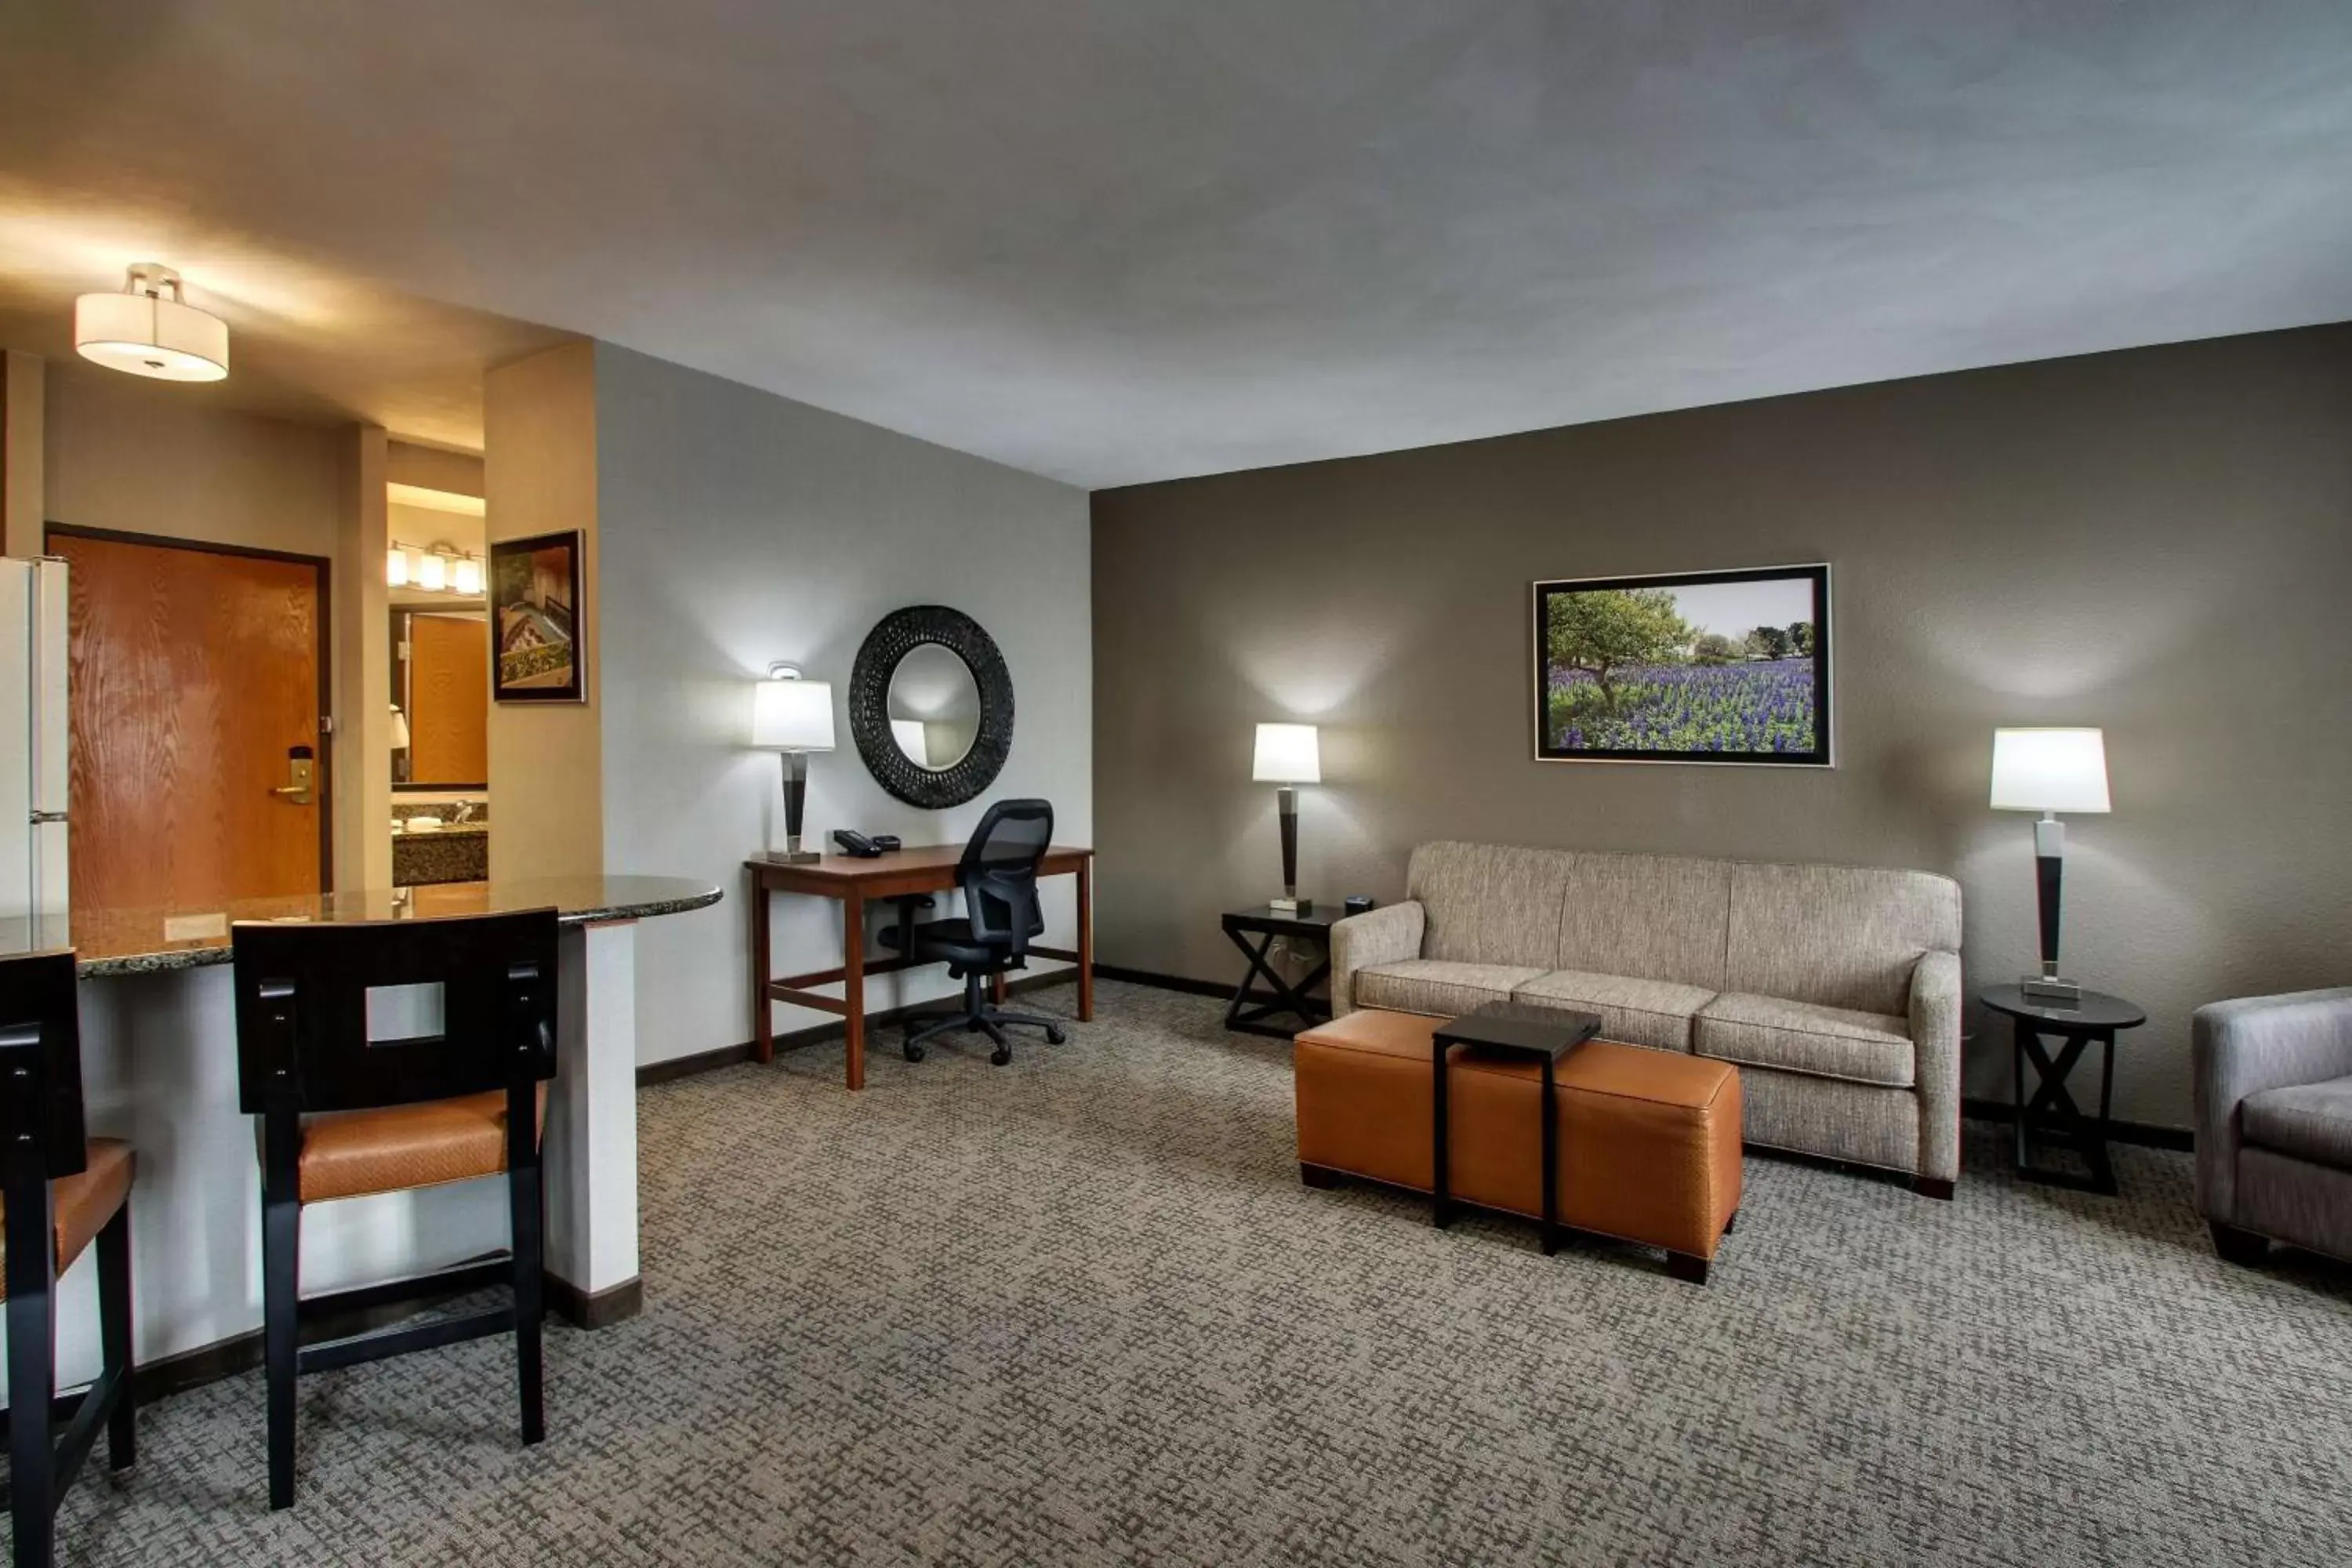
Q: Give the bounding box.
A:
[0,948,135,1568]
[230,909,558,1512]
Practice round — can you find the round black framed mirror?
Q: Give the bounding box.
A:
[849,605,1013,808]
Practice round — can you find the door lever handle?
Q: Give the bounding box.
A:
[275,748,316,807]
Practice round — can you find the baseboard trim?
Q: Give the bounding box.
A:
[637,967,1083,1087]
[1962,1096,2191,1152]
[1091,964,1229,1000]
[546,1272,642,1329]
[21,1257,524,1417]
[637,1040,759,1085]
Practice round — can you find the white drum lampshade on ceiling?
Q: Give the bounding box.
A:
[74,263,230,383]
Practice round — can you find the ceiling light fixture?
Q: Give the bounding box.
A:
[74,263,230,382]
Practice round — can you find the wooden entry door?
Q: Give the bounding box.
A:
[47,528,331,911]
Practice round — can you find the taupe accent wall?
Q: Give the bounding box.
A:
[1091,325,2352,1127]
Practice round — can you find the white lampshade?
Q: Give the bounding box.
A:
[751,672,836,751]
[452,556,484,596]
[386,546,410,588]
[1252,722,1321,783]
[1990,728,2110,814]
[416,551,448,592]
[74,265,229,382]
[388,705,411,750]
[891,718,928,768]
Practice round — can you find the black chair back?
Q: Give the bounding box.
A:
[231,910,559,1117]
[958,799,1053,962]
[0,949,88,1184]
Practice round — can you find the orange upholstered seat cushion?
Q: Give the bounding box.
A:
[0,1138,135,1295]
[296,1087,545,1204]
[1294,1010,1742,1262]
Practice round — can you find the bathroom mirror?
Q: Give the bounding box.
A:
[849,605,1012,808]
[884,643,981,773]
[390,607,489,789]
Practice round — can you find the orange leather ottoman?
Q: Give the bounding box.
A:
[1294,1008,1743,1283]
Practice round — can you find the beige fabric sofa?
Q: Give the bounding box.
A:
[1330,841,1964,1194]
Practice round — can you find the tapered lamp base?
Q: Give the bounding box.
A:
[2021,974,2082,1005]
[775,754,822,863]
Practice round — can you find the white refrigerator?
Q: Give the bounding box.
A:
[0,555,69,921]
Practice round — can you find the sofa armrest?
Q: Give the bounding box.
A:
[2194,988,2352,1225]
[1330,901,1425,1015]
[1907,949,1962,1185]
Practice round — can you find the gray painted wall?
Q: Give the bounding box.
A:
[594,346,1092,1066]
[1091,325,2352,1127]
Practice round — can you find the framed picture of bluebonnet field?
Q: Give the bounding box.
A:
[489,530,586,703]
[1530,563,1831,766]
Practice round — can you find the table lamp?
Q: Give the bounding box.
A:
[1252,722,1320,913]
[752,664,836,864]
[389,704,411,783]
[1990,727,2110,1004]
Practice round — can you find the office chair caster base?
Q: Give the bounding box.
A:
[1046,1025,1067,1045]
[903,1042,925,1062]
[989,1045,1012,1066]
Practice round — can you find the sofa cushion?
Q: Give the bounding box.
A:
[1552,854,1733,990]
[2241,1076,2352,1171]
[1723,861,1962,1017]
[1693,992,1915,1088]
[1353,960,1545,1019]
[1511,969,1716,1051]
[1406,843,1575,971]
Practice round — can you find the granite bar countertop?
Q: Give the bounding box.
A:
[1,876,723,978]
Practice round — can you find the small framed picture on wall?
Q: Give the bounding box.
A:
[1530,562,1831,766]
[489,529,586,703]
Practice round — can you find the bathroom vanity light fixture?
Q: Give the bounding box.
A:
[75,263,230,382]
[387,542,485,596]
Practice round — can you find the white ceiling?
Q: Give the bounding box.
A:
[4,1,2349,485]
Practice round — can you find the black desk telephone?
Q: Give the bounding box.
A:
[832,830,901,858]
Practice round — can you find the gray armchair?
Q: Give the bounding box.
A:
[2194,988,2352,1265]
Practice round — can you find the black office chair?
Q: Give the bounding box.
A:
[230,909,557,1511]
[880,799,1068,1065]
[0,949,135,1568]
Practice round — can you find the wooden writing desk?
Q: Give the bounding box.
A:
[746,844,1094,1089]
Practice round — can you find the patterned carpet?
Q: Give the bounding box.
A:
[42,982,2352,1566]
